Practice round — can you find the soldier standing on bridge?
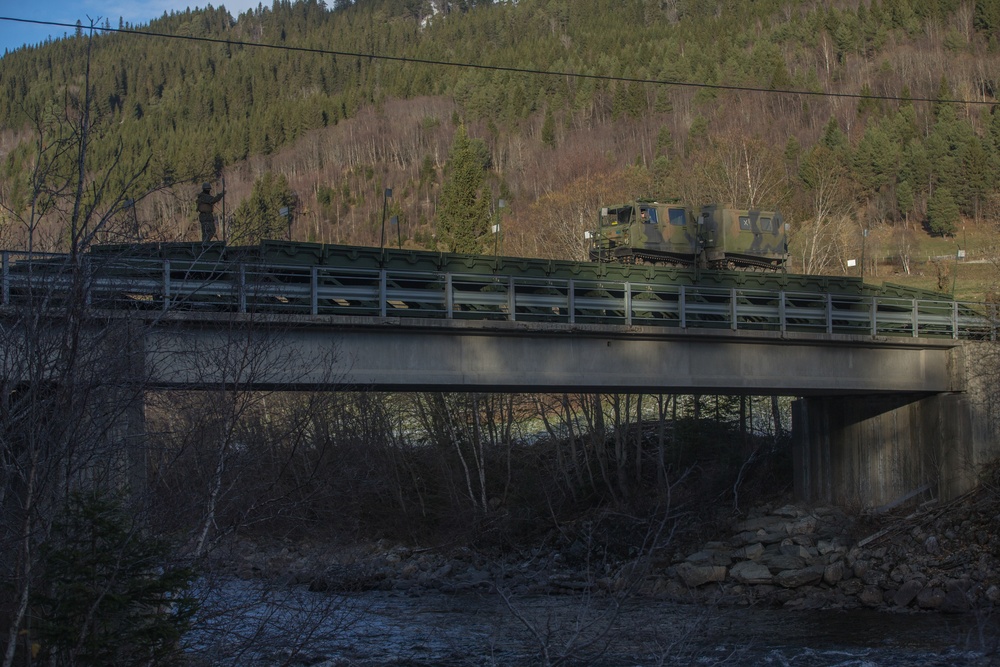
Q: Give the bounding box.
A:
[196,182,225,242]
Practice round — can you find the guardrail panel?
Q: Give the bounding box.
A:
[0,251,995,340]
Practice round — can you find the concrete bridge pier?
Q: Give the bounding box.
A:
[792,392,991,509]
[108,320,148,501]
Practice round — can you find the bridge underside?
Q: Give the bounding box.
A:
[144,315,962,395]
[4,312,988,510]
[143,314,996,508]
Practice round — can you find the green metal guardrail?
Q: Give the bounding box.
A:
[1,246,993,340]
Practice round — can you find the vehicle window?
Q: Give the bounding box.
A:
[640,208,659,224]
[739,216,751,231]
[759,217,773,233]
[668,208,686,226]
[607,208,629,225]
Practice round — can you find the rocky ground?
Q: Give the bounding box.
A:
[215,474,1000,614]
[652,497,1000,612]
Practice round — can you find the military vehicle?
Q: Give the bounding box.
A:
[589,201,788,270]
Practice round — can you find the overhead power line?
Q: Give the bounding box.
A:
[0,14,995,107]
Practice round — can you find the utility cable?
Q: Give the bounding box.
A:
[0,14,994,107]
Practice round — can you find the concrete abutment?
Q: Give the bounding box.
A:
[793,343,1000,508]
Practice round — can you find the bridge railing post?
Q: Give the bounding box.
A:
[238,264,246,313]
[870,296,877,337]
[162,259,170,311]
[568,279,575,324]
[2,251,9,306]
[311,266,319,316]
[680,285,687,329]
[826,294,833,335]
[911,298,918,338]
[379,270,387,318]
[82,254,92,308]
[625,282,632,327]
[730,288,737,331]
[446,273,454,319]
[779,290,786,334]
[952,301,959,340]
[508,275,516,322]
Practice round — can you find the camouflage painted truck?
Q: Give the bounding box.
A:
[589,201,788,270]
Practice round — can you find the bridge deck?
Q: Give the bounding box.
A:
[141,312,963,394]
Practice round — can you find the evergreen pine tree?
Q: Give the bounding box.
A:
[33,491,197,666]
[958,137,992,220]
[541,106,556,148]
[853,123,899,195]
[927,185,959,236]
[656,126,675,157]
[437,125,491,254]
[896,179,915,223]
[231,171,297,244]
[821,117,848,152]
[989,107,1000,153]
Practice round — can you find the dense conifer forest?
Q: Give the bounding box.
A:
[1,0,999,273]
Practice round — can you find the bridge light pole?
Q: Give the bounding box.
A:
[953,245,964,297]
[379,188,392,264]
[279,206,292,240]
[493,199,505,271]
[861,227,868,281]
[953,223,966,298]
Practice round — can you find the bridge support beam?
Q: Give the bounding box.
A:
[114,320,148,501]
[792,393,989,508]
[82,320,148,501]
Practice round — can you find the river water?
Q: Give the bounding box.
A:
[187,580,1000,666]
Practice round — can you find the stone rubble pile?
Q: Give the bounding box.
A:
[651,499,1000,612]
[221,490,1000,613]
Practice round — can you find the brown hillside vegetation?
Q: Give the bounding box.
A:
[1,0,1000,293]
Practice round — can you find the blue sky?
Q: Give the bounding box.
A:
[0,1,265,54]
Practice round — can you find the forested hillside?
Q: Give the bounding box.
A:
[1,0,999,278]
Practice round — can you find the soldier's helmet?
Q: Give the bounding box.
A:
[202,182,211,191]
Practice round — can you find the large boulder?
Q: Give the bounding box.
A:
[823,561,845,586]
[941,581,971,613]
[858,585,885,607]
[916,586,946,610]
[785,516,818,535]
[685,549,732,566]
[775,565,825,589]
[779,543,813,560]
[730,560,773,585]
[733,542,764,560]
[893,580,924,607]
[762,554,807,573]
[676,563,727,588]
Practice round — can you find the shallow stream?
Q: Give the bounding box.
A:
[188,580,1000,666]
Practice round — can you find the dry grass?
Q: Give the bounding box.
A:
[840,219,999,302]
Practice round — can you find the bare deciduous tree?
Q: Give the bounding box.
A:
[695,133,788,209]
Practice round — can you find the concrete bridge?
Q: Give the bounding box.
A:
[146,311,961,394]
[2,246,998,511]
[139,309,996,511]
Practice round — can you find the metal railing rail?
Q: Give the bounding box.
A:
[0,251,993,341]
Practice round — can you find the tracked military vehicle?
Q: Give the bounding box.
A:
[589,201,788,271]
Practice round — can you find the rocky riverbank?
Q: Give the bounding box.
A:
[216,479,1000,614]
[651,498,1000,612]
